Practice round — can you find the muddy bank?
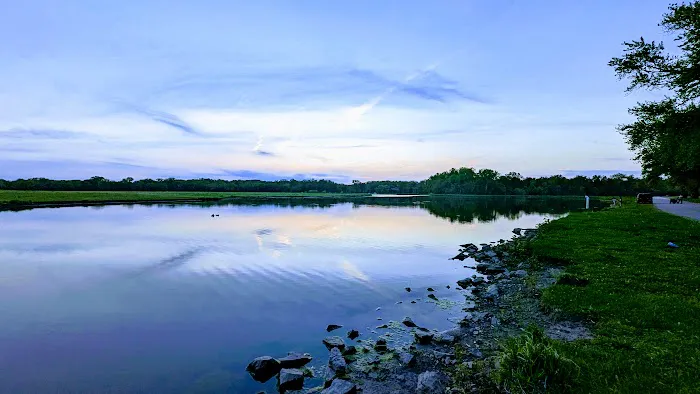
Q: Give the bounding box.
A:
[246,227,592,393]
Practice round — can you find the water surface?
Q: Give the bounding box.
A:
[0,196,592,393]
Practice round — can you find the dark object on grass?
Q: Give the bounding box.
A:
[556,274,590,287]
[636,193,653,204]
[668,242,679,248]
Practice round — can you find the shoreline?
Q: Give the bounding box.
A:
[246,201,699,393]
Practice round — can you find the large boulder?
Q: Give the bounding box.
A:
[414,331,434,345]
[328,347,347,374]
[278,368,304,392]
[398,351,415,366]
[416,371,448,394]
[246,356,281,383]
[323,336,346,350]
[374,338,388,352]
[279,352,313,369]
[321,379,357,394]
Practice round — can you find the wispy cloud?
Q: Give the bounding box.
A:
[118,103,201,136]
[253,135,275,156]
[0,128,88,139]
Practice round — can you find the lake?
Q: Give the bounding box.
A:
[0,196,594,393]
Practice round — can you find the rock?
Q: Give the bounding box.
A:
[473,276,485,285]
[396,301,402,304]
[433,331,456,344]
[427,287,435,292]
[405,287,412,292]
[321,379,357,394]
[490,317,500,326]
[475,263,490,272]
[376,324,388,329]
[327,324,343,332]
[402,317,418,327]
[446,285,450,289]
[323,336,346,350]
[342,346,357,356]
[376,307,381,311]
[512,269,528,278]
[414,331,433,345]
[279,368,304,392]
[427,294,438,301]
[485,266,506,275]
[245,356,281,383]
[484,284,499,300]
[279,352,313,369]
[469,348,483,358]
[410,300,417,304]
[398,352,415,366]
[347,330,359,340]
[374,338,388,352]
[328,347,347,373]
[365,353,381,365]
[415,326,430,332]
[457,278,473,288]
[416,371,447,394]
[512,228,522,235]
[460,243,479,253]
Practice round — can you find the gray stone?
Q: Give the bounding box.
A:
[279,352,313,369]
[245,356,281,383]
[433,331,456,344]
[398,352,415,366]
[343,345,357,356]
[414,331,433,345]
[329,347,347,374]
[374,338,388,352]
[484,284,499,300]
[512,269,528,278]
[321,379,357,394]
[279,368,304,392]
[323,336,346,350]
[416,371,447,394]
[402,317,418,327]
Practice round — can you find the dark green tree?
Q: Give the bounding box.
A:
[609,2,700,196]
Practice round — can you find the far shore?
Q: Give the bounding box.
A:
[0,190,615,211]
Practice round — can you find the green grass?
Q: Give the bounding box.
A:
[493,327,580,393]
[529,203,700,393]
[0,190,367,206]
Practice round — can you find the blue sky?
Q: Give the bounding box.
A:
[0,0,671,182]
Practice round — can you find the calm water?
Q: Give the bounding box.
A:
[0,196,593,393]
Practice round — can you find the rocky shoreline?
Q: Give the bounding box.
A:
[246,227,592,393]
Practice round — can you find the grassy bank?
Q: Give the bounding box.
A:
[528,202,700,392]
[0,190,369,207]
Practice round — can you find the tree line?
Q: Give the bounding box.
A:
[0,168,680,196]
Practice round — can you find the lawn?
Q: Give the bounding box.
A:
[530,202,700,393]
[0,190,367,206]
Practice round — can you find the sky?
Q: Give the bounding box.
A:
[0,0,673,182]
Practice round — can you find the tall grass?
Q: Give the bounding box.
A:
[493,327,579,393]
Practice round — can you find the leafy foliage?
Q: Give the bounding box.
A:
[0,169,679,196]
[609,2,700,196]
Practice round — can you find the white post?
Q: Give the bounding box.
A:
[585,195,590,209]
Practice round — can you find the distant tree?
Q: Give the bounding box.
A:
[609,2,700,196]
